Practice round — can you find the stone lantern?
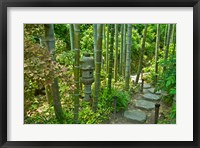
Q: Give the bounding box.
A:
[80,53,94,101]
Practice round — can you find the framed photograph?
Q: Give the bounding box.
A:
[1,0,199,147]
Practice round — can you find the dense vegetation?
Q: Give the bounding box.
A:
[24,24,176,124]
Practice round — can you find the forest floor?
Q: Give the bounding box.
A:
[105,81,172,124]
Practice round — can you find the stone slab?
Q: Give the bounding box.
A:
[143,83,151,89]
[143,93,161,101]
[134,94,144,100]
[124,110,147,123]
[142,89,149,94]
[135,100,155,110]
[147,88,161,95]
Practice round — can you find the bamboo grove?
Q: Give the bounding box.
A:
[24,24,176,124]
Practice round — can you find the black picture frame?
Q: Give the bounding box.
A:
[0,0,199,147]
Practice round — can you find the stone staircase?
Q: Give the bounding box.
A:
[123,83,162,124]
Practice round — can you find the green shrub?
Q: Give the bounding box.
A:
[98,87,131,112]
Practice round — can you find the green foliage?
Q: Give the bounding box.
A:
[25,97,58,124]
[80,25,94,53]
[112,89,131,112]
[131,25,142,73]
[55,39,67,54]
[145,25,156,59]
[159,24,168,49]
[24,24,176,124]
[70,85,131,124]
[169,103,176,123]
[143,53,176,105]
[24,40,72,89]
[56,51,74,67]
[25,95,74,124]
[131,24,157,74]
[24,24,44,42]
[54,24,70,51]
[98,86,131,112]
[24,25,75,123]
[158,103,176,124]
[79,102,111,124]
[157,55,176,94]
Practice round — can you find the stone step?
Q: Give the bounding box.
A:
[142,89,149,94]
[147,88,161,95]
[143,83,151,89]
[135,100,155,110]
[143,93,161,101]
[124,109,147,123]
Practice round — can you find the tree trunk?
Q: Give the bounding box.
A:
[69,24,74,51]
[125,24,132,90]
[170,24,175,44]
[93,24,97,62]
[44,24,64,123]
[119,24,124,75]
[73,24,80,123]
[93,24,103,112]
[122,24,126,78]
[136,25,148,84]
[103,24,106,69]
[163,24,173,72]
[114,24,119,82]
[106,24,110,74]
[172,25,176,55]
[155,24,160,84]
[45,85,52,104]
[163,24,168,50]
[108,24,115,93]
